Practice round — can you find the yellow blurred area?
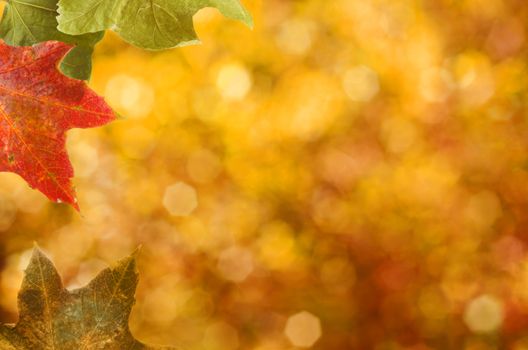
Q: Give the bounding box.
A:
[3,0,528,348]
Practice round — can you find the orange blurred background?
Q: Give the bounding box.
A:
[2,0,528,349]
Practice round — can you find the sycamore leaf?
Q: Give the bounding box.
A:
[0,246,175,349]
[0,41,115,210]
[57,0,252,50]
[0,0,104,80]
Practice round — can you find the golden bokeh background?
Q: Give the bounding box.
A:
[2,0,528,348]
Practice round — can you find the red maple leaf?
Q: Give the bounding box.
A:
[0,41,114,210]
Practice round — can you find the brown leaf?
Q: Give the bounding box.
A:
[0,247,175,350]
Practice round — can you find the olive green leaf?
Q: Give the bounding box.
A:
[0,246,175,349]
[56,0,252,50]
[0,0,104,80]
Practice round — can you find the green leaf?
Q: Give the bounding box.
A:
[59,45,96,81]
[0,0,104,80]
[57,0,253,50]
[0,246,175,349]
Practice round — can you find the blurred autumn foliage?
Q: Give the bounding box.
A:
[2,0,528,349]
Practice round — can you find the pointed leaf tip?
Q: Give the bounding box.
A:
[29,244,50,264]
[132,245,143,258]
